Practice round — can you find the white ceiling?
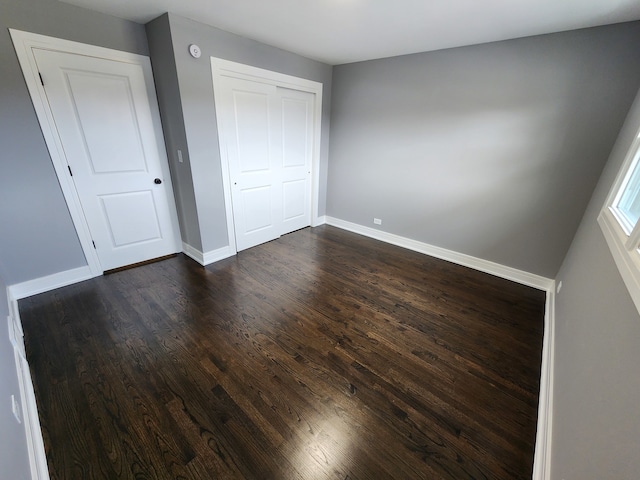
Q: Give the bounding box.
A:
[60,0,640,65]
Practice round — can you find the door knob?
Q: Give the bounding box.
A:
[154,178,162,184]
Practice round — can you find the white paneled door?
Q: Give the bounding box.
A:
[33,48,180,271]
[218,76,314,251]
[279,87,314,235]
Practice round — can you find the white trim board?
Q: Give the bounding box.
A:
[8,266,94,300]
[6,290,50,480]
[8,243,235,300]
[182,242,235,266]
[533,287,555,480]
[315,215,327,226]
[210,57,324,253]
[324,217,554,291]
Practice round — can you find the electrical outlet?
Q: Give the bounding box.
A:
[11,395,21,424]
[373,218,382,225]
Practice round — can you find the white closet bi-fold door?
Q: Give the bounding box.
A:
[217,75,315,252]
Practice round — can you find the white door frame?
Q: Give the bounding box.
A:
[210,57,323,254]
[10,30,182,276]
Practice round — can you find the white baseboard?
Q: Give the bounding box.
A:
[325,216,553,291]
[182,242,205,264]
[533,287,555,480]
[6,290,50,480]
[182,242,236,266]
[203,246,235,265]
[312,215,327,227]
[8,243,238,300]
[8,266,95,300]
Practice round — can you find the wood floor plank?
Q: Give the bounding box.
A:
[19,225,545,479]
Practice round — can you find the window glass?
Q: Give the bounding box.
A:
[613,143,640,234]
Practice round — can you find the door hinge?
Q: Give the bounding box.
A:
[39,72,44,86]
[68,165,73,176]
[92,240,96,249]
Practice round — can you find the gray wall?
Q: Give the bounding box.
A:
[150,14,333,253]
[551,86,640,479]
[146,15,203,251]
[0,0,149,285]
[0,267,30,479]
[328,23,640,278]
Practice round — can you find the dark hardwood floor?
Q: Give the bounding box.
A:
[19,225,546,479]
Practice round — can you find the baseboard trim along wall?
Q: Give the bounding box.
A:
[533,288,555,480]
[182,242,236,266]
[322,216,554,479]
[10,243,238,301]
[324,216,554,291]
[6,289,50,480]
[8,266,95,300]
[313,215,327,227]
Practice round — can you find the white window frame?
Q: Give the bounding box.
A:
[598,126,640,313]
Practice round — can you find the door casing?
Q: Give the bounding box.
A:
[11,29,182,276]
[211,57,323,254]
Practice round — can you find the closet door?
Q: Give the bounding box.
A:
[218,77,314,252]
[218,77,281,251]
[278,87,314,235]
